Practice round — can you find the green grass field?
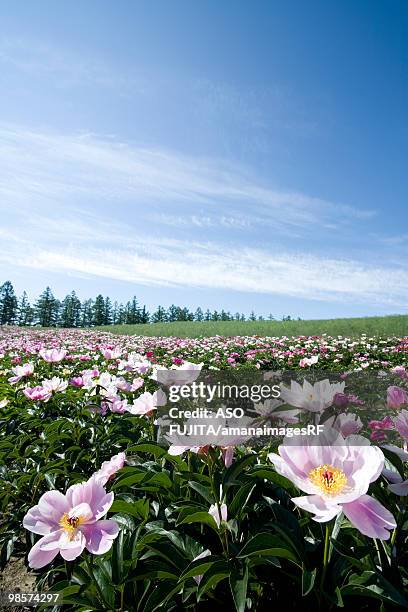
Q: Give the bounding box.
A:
[101,314,408,338]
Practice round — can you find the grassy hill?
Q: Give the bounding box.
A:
[101,314,408,338]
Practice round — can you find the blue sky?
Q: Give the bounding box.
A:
[0,0,407,319]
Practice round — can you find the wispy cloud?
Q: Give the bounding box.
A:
[0,123,374,232]
[0,123,397,307]
[0,212,407,306]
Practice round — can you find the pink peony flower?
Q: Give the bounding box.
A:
[324,413,363,437]
[8,362,34,383]
[268,430,396,539]
[70,376,84,387]
[101,347,122,360]
[130,377,144,392]
[23,386,52,402]
[394,409,408,441]
[368,416,395,431]
[39,348,67,363]
[129,391,163,416]
[42,377,68,393]
[253,398,299,424]
[109,398,129,414]
[332,393,349,408]
[151,362,203,386]
[114,378,131,392]
[391,366,408,380]
[387,385,408,409]
[23,478,119,568]
[280,379,345,413]
[333,393,364,408]
[92,452,126,486]
[370,430,387,442]
[299,355,319,368]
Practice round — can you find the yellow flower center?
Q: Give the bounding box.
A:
[308,464,347,496]
[59,513,86,538]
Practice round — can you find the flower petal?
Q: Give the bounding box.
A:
[291,495,341,522]
[37,491,70,523]
[342,494,396,540]
[82,520,119,554]
[389,479,408,496]
[66,479,114,520]
[59,530,86,561]
[27,532,61,569]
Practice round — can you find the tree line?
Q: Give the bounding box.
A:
[0,281,296,327]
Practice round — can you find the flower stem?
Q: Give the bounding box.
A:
[319,523,331,596]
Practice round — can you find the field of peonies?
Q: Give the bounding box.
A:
[1,327,408,610]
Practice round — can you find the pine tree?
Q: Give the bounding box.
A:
[140,305,150,324]
[204,309,212,321]
[178,307,190,321]
[0,281,18,325]
[152,305,167,323]
[104,297,113,325]
[234,312,240,321]
[81,299,94,327]
[92,295,105,326]
[60,294,74,327]
[212,310,219,321]
[71,291,82,327]
[125,297,140,324]
[17,291,33,326]
[194,307,204,321]
[112,301,119,324]
[166,304,179,322]
[249,310,256,321]
[60,291,82,327]
[117,303,126,324]
[34,287,59,327]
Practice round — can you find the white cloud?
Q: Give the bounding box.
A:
[0,123,374,232]
[0,123,396,307]
[0,224,406,306]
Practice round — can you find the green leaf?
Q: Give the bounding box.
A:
[229,564,249,612]
[110,499,149,521]
[178,511,219,531]
[249,465,294,490]
[140,581,181,612]
[330,540,367,570]
[229,483,256,518]
[222,454,256,489]
[237,533,299,564]
[302,568,316,596]
[188,480,214,504]
[341,571,408,608]
[197,560,230,600]
[129,442,168,458]
[112,529,124,585]
[141,540,189,571]
[179,556,221,581]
